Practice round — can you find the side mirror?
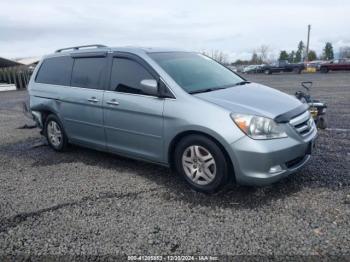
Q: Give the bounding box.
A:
[140,79,158,96]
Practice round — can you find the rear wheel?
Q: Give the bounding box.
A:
[293,67,302,74]
[320,67,328,73]
[44,114,68,151]
[174,135,229,193]
[264,69,272,75]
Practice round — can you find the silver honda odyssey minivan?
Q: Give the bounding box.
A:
[29,44,317,193]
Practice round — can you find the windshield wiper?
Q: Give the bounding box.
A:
[233,81,251,86]
[189,87,227,94]
[189,81,251,94]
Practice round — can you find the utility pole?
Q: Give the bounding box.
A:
[305,24,311,62]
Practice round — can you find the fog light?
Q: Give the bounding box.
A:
[269,165,283,174]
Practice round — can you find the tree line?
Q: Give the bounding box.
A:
[278,41,334,63]
[204,41,350,66]
[230,45,272,66]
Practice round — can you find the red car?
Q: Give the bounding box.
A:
[320,59,350,73]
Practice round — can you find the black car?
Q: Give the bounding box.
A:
[262,60,305,74]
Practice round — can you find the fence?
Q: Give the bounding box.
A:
[0,66,32,90]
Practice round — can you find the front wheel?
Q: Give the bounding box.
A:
[174,135,229,193]
[317,117,327,129]
[44,114,68,151]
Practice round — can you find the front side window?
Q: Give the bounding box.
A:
[35,56,73,86]
[110,58,155,95]
[71,57,106,89]
[149,52,243,94]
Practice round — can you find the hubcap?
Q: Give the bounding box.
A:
[182,145,216,185]
[47,121,62,147]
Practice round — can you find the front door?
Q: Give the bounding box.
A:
[103,56,164,162]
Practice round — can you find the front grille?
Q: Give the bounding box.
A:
[289,110,315,137]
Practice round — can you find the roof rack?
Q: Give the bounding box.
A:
[55,44,107,53]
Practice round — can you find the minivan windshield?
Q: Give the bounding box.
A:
[149,52,245,94]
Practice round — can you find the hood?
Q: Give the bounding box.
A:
[194,82,303,119]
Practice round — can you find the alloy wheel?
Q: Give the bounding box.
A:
[181,145,216,185]
[47,120,62,147]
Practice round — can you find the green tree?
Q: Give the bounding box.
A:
[232,59,250,65]
[250,52,262,64]
[251,52,258,63]
[307,50,317,61]
[288,51,296,63]
[279,50,289,61]
[295,41,305,62]
[323,42,334,60]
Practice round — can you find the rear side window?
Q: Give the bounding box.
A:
[110,58,155,95]
[71,57,107,89]
[35,56,73,86]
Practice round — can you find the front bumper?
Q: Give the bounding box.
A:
[229,124,317,186]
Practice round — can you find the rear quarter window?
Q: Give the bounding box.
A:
[35,56,73,86]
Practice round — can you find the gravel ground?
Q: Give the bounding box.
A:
[0,72,349,259]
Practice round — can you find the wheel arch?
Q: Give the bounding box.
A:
[167,130,235,181]
[41,109,56,126]
[30,99,62,129]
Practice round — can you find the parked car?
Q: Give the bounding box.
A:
[305,60,328,71]
[227,65,238,72]
[320,59,350,73]
[261,60,305,74]
[29,45,317,193]
[242,64,264,74]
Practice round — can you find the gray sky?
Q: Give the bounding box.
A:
[1,0,349,61]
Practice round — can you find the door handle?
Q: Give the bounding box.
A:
[88,97,99,103]
[107,99,120,106]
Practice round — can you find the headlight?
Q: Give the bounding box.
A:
[231,113,287,139]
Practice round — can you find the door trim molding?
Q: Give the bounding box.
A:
[104,124,162,139]
[64,117,104,128]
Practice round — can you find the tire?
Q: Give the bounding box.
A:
[293,67,302,74]
[174,135,229,193]
[317,117,327,129]
[44,114,68,151]
[320,67,328,73]
[264,69,271,75]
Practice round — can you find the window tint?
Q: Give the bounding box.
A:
[71,57,106,89]
[35,56,73,86]
[110,58,155,95]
